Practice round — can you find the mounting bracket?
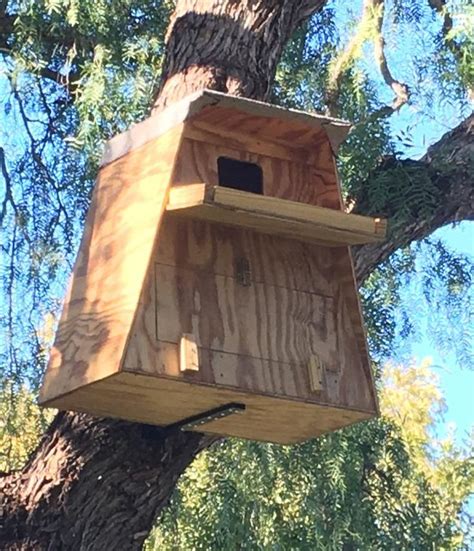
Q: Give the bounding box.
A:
[167,403,246,433]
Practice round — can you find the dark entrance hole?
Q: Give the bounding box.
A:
[217,157,263,195]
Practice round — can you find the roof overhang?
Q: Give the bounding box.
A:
[101,89,352,167]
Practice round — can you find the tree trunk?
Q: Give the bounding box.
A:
[0,414,215,550]
[0,1,472,549]
[152,0,325,111]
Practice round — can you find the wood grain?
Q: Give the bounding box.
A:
[41,93,378,443]
[154,217,335,296]
[44,371,372,444]
[180,334,200,373]
[308,355,324,392]
[191,102,348,151]
[167,184,387,245]
[183,120,324,165]
[173,137,342,210]
[155,264,336,365]
[122,215,377,418]
[101,89,351,167]
[39,125,184,404]
[332,247,379,413]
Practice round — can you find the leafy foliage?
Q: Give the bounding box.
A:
[0,0,171,398]
[8,0,172,152]
[0,380,53,471]
[361,236,473,367]
[360,248,416,360]
[146,360,472,550]
[273,8,337,111]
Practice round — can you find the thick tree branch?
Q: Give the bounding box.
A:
[353,113,474,283]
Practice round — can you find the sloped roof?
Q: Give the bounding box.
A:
[101,89,351,167]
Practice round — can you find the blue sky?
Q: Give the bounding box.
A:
[329,0,473,444]
[383,53,473,443]
[333,0,473,442]
[409,223,473,443]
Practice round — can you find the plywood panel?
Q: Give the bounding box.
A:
[183,120,319,165]
[194,105,329,149]
[39,90,379,443]
[122,216,377,415]
[124,338,303,398]
[39,125,184,404]
[45,371,371,444]
[173,138,341,209]
[332,247,379,412]
[155,263,337,367]
[155,217,335,296]
[100,90,351,167]
[123,256,344,407]
[123,335,374,409]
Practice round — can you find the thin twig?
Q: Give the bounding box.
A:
[427,0,454,39]
[326,0,409,118]
[371,0,409,110]
[326,1,374,115]
[0,147,18,226]
[427,0,472,98]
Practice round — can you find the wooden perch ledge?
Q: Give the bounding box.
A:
[167,184,387,246]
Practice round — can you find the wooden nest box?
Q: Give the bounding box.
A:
[39,90,386,444]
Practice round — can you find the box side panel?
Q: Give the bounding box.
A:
[45,371,371,444]
[39,125,184,404]
[332,247,379,414]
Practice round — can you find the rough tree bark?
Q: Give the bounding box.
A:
[152,0,326,111]
[0,1,472,549]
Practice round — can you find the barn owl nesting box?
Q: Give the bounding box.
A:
[39,90,386,444]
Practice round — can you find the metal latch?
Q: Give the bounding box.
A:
[235,257,252,287]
